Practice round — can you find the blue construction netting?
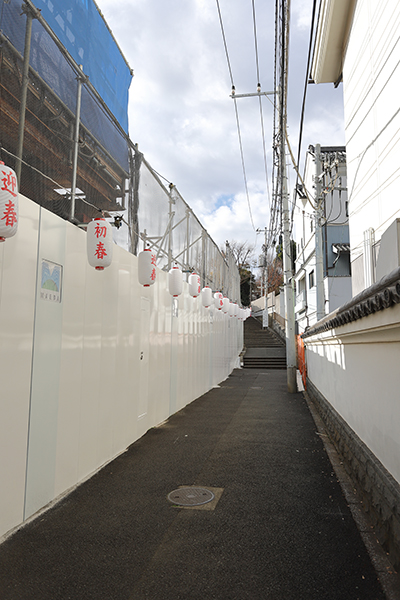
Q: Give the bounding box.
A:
[35,0,132,134]
[1,0,130,172]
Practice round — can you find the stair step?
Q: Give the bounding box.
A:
[243,356,287,370]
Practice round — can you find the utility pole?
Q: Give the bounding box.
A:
[314,144,325,321]
[257,227,269,326]
[231,0,296,392]
[281,127,297,392]
[278,0,297,393]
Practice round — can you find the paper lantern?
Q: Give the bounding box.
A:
[201,286,213,308]
[138,247,157,286]
[87,218,113,270]
[229,302,235,317]
[188,272,201,297]
[214,291,223,310]
[0,162,18,242]
[222,297,230,314]
[169,265,183,297]
[233,303,239,317]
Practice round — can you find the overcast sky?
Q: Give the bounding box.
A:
[96,0,345,264]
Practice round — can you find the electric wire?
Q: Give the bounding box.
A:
[268,0,280,250]
[268,0,286,257]
[291,0,318,229]
[233,100,256,230]
[251,0,272,214]
[251,0,261,85]
[215,0,256,231]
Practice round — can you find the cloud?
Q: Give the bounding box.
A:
[96,0,346,270]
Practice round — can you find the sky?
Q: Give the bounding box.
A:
[96,0,346,267]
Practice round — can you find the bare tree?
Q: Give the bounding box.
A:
[222,240,256,306]
[222,240,256,271]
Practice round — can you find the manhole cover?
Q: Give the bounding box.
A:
[167,487,215,506]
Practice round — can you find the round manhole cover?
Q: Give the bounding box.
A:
[167,487,215,506]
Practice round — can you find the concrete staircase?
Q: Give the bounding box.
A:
[243,317,286,369]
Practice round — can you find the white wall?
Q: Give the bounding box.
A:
[304,303,400,486]
[343,1,400,293]
[0,195,243,539]
[324,276,352,314]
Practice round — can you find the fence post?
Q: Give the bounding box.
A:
[70,65,87,222]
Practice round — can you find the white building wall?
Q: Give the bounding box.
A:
[304,304,400,486]
[0,195,243,539]
[343,1,400,294]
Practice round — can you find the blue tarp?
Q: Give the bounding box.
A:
[34,0,132,134]
[1,0,130,171]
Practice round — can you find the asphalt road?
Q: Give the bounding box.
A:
[0,369,388,599]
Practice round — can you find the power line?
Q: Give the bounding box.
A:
[251,0,261,86]
[215,0,256,231]
[291,0,318,230]
[215,0,235,86]
[233,100,256,230]
[251,0,272,214]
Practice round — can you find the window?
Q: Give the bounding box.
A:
[309,270,315,288]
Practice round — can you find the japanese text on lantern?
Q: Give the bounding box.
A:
[1,170,17,198]
[1,200,17,227]
[150,268,156,281]
[94,223,107,238]
[95,241,107,259]
[151,254,157,266]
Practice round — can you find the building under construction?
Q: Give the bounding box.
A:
[0,0,133,225]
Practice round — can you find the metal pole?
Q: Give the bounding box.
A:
[70,65,86,222]
[185,208,190,277]
[279,0,297,393]
[315,144,325,321]
[202,231,207,288]
[15,4,38,184]
[168,185,175,270]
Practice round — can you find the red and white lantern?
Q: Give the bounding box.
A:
[169,265,183,297]
[87,218,113,270]
[201,286,213,308]
[222,297,230,314]
[0,162,18,242]
[188,272,201,297]
[214,292,223,310]
[138,247,157,286]
[233,303,239,317]
[229,301,235,317]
